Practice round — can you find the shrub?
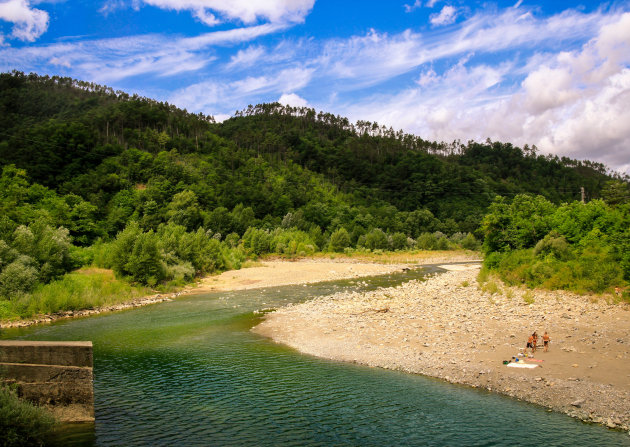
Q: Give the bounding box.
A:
[0,384,56,447]
[224,232,240,248]
[363,228,389,251]
[123,230,165,285]
[110,222,142,276]
[460,233,480,251]
[329,228,350,252]
[391,232,408,251]
[0,257,38,297]
[435,235,450,250]
[533,231,571,261]
[222,245,246,270]
[416,232,437,250]
[242,227,273,255]
[164,262,195,282]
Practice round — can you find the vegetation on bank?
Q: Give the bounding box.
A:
[480,192,630,299]
[1,71,629,320]
[0,384,57,447]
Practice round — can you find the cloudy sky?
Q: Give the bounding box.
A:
[1,0,629,173]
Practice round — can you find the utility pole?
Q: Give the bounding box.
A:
[581,186,585,203]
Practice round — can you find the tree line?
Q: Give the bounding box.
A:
[1,71,628,319]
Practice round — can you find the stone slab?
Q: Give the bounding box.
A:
[0,341,93,367]
[0,362,92,383]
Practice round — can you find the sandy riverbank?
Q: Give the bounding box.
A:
[253,264,630,431]
[194,252,478,292]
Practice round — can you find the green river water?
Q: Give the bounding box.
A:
[2,265,629,446]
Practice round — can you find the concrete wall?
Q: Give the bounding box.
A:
[0,341,94,422]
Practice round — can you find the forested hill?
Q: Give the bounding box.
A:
[0,71,618,245]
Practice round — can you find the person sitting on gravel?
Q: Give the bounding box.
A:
[543,331,550,352]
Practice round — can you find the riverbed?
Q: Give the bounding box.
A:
[2,266,629,446]
[254,264,630,431]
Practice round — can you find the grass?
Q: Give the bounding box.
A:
[523,291,535,305]
[241,260,265,269]
[307,249,480,265]
[0,384,57,447]
[482,281,500,295]
[0,268,150,321]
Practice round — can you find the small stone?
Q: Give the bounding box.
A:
[571,399,585,407]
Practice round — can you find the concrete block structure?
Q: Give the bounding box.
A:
[0,341,94,422]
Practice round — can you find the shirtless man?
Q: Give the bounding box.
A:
[526,334,535,354]
[543,331,550,352]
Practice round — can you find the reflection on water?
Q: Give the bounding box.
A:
[3,266,629,446]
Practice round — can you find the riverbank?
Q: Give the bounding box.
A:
[1,251,479,329]
[252,264,630,431]
[195,251,479,292]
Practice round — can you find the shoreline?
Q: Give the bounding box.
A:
[252,264,630,432]
[1,252,479,329]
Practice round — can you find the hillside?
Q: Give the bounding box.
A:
[0,71,616,242]
[1,71,627,319]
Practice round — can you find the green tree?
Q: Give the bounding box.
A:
[329,227,350,252]
[166,190,202,231]
[0,256,38,297]
[600,180,630,206]
[391,232,408,250]
[364,228,389,250]
[124,230,164,285]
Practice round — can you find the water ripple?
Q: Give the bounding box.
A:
[4,269,629,446]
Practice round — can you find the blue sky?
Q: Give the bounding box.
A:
[1,0,629,173]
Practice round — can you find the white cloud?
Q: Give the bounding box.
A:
[278,93,309,108]
[232,67,313,94]
[168,66,314,114]
[404,1,421,13]
[320,29,425,88]
[430,5,458,26]
[226,45,265,69]
[140,0,315,26]
[0,0,49,41]
[416,68,438,86]
[338,12,630,173]
[0,22,287,81]
[314,8,609,92]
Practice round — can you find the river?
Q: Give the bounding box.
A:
[2,267,629,446]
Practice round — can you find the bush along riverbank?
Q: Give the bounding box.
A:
[0,384,57,447]
[0,184,482,324]
[480,194,630,299]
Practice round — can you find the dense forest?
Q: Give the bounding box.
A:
[1,71,628,318]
